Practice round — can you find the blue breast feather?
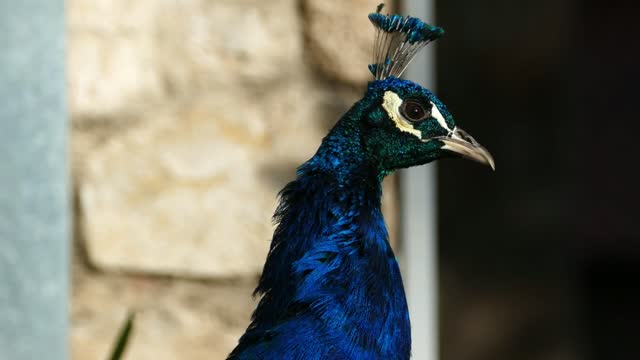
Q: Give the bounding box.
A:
[228,104,411,359]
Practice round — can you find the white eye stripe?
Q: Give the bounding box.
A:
[382,91,422,139]
[430,102,453,133]
[381,91,453,140]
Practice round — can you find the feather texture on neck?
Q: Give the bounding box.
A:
[229,109,411,359]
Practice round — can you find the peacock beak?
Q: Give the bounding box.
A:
[439,128,495,170]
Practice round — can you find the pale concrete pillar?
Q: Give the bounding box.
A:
[0,1,69,359]
[401,0,439,359]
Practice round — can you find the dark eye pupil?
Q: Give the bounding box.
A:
[408,104,423,118]
[401,101,429,122]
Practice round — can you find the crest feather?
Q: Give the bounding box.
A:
[368,5,444,80]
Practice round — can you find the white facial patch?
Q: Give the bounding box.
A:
[381,91,454,141]
[382,91,422,139]
[431,103,454,134]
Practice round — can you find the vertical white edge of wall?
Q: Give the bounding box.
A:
[400,0,439,360]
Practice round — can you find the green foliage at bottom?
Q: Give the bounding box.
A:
[109,312,135,360]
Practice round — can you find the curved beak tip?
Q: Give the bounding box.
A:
[482,151,496,171]
[440,128,495,171]
[487,155,496,171]
[472,146,495,171]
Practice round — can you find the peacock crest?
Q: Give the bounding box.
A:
[368,3,444,80]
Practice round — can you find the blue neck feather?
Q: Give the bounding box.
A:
[229,103,411,359]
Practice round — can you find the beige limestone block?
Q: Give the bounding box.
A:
[156,0,303,94]
[67,0,157,31]
[67,0,162,119]
[80,94,274,278]
[303,0,397,85]
[67,0,302,120]
[71,270,256,360]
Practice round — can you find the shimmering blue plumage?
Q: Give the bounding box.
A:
[229,90,412,359]
[229,7,494,360]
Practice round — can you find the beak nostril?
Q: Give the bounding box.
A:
[455,130,473,144]
[457,130,475,144]
[452,129,482,146]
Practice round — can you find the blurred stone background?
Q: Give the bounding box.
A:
[67,0,398,358]
[64,0,640,359]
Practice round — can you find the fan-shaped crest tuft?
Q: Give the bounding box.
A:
[368,4,444,80]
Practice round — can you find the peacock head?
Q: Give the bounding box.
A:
[359,5,494,173]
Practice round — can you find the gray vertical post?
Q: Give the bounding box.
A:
[401,0,439,359]
[0,1,69,359]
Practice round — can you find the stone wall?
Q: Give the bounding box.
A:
[68,1,397,358]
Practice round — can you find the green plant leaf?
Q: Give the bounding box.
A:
[109,311,136,360]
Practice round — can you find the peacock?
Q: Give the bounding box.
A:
[228,5,494,360]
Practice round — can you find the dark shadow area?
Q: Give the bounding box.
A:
[579,256,640,360]
[436,0,640,359]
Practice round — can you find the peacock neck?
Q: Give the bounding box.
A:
[239,110,411,358]
[272,116,411,356]
[290,157,411,357]
[304,104,385,185]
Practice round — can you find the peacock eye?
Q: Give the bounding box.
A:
[400,100,431,123]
